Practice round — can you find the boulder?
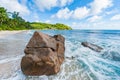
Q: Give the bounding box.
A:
[81,42,103,52]
[21,31,65,76]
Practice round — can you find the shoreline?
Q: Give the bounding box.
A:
[0,30,30,38]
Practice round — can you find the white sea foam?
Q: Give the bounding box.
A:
[0,55,23,64]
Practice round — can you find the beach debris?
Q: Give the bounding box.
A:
[21,31,65,76]
[81,42,103,52]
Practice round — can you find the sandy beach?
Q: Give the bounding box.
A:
[0,30,31,79]
[0,30,29,38]
[0,30,30,59]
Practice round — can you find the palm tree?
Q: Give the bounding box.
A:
[0,7,8,25]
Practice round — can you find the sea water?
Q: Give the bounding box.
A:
[0,30,120,80]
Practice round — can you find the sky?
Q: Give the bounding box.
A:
[0,0,120,29]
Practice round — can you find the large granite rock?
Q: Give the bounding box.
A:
[21,31,65,76]
[81,42,103,52]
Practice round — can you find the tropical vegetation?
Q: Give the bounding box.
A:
[30,22,72,30]
[0,7,72,30]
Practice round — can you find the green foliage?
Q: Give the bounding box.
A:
[30,22,72,30]
[0,7,32,30]
[0,7,8,26]
[0,7,72,30]
[54,23,72,30]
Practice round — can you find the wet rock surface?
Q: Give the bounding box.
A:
[81,42,103,52]
[21,31,65,76]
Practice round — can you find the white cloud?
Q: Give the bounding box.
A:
[52,0,113,20]
[111,14,120,20]
[34,0,57,11]
[71,22,81,29]
[32,13,41,22]
[51,7,73,19]
[59,0,73,7]
[71,21,120,30]
[45,20,51,23]
[34,0,74,11]
[87,16,102,22]
[90,0,113,15]
[72,7,89,19]
[0,0,30,16]
[52,7,89,20]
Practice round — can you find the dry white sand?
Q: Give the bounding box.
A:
[0,30,29,38]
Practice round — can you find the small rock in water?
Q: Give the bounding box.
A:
[81,42,103,52]
[66,56,75,60]
[21,31,65,76]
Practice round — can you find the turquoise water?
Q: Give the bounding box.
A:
[0,30,120,80]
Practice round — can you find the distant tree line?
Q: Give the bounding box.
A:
[0,7,72,30]
[30,22,72,30]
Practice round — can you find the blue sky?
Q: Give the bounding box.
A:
[0,0,120,29]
